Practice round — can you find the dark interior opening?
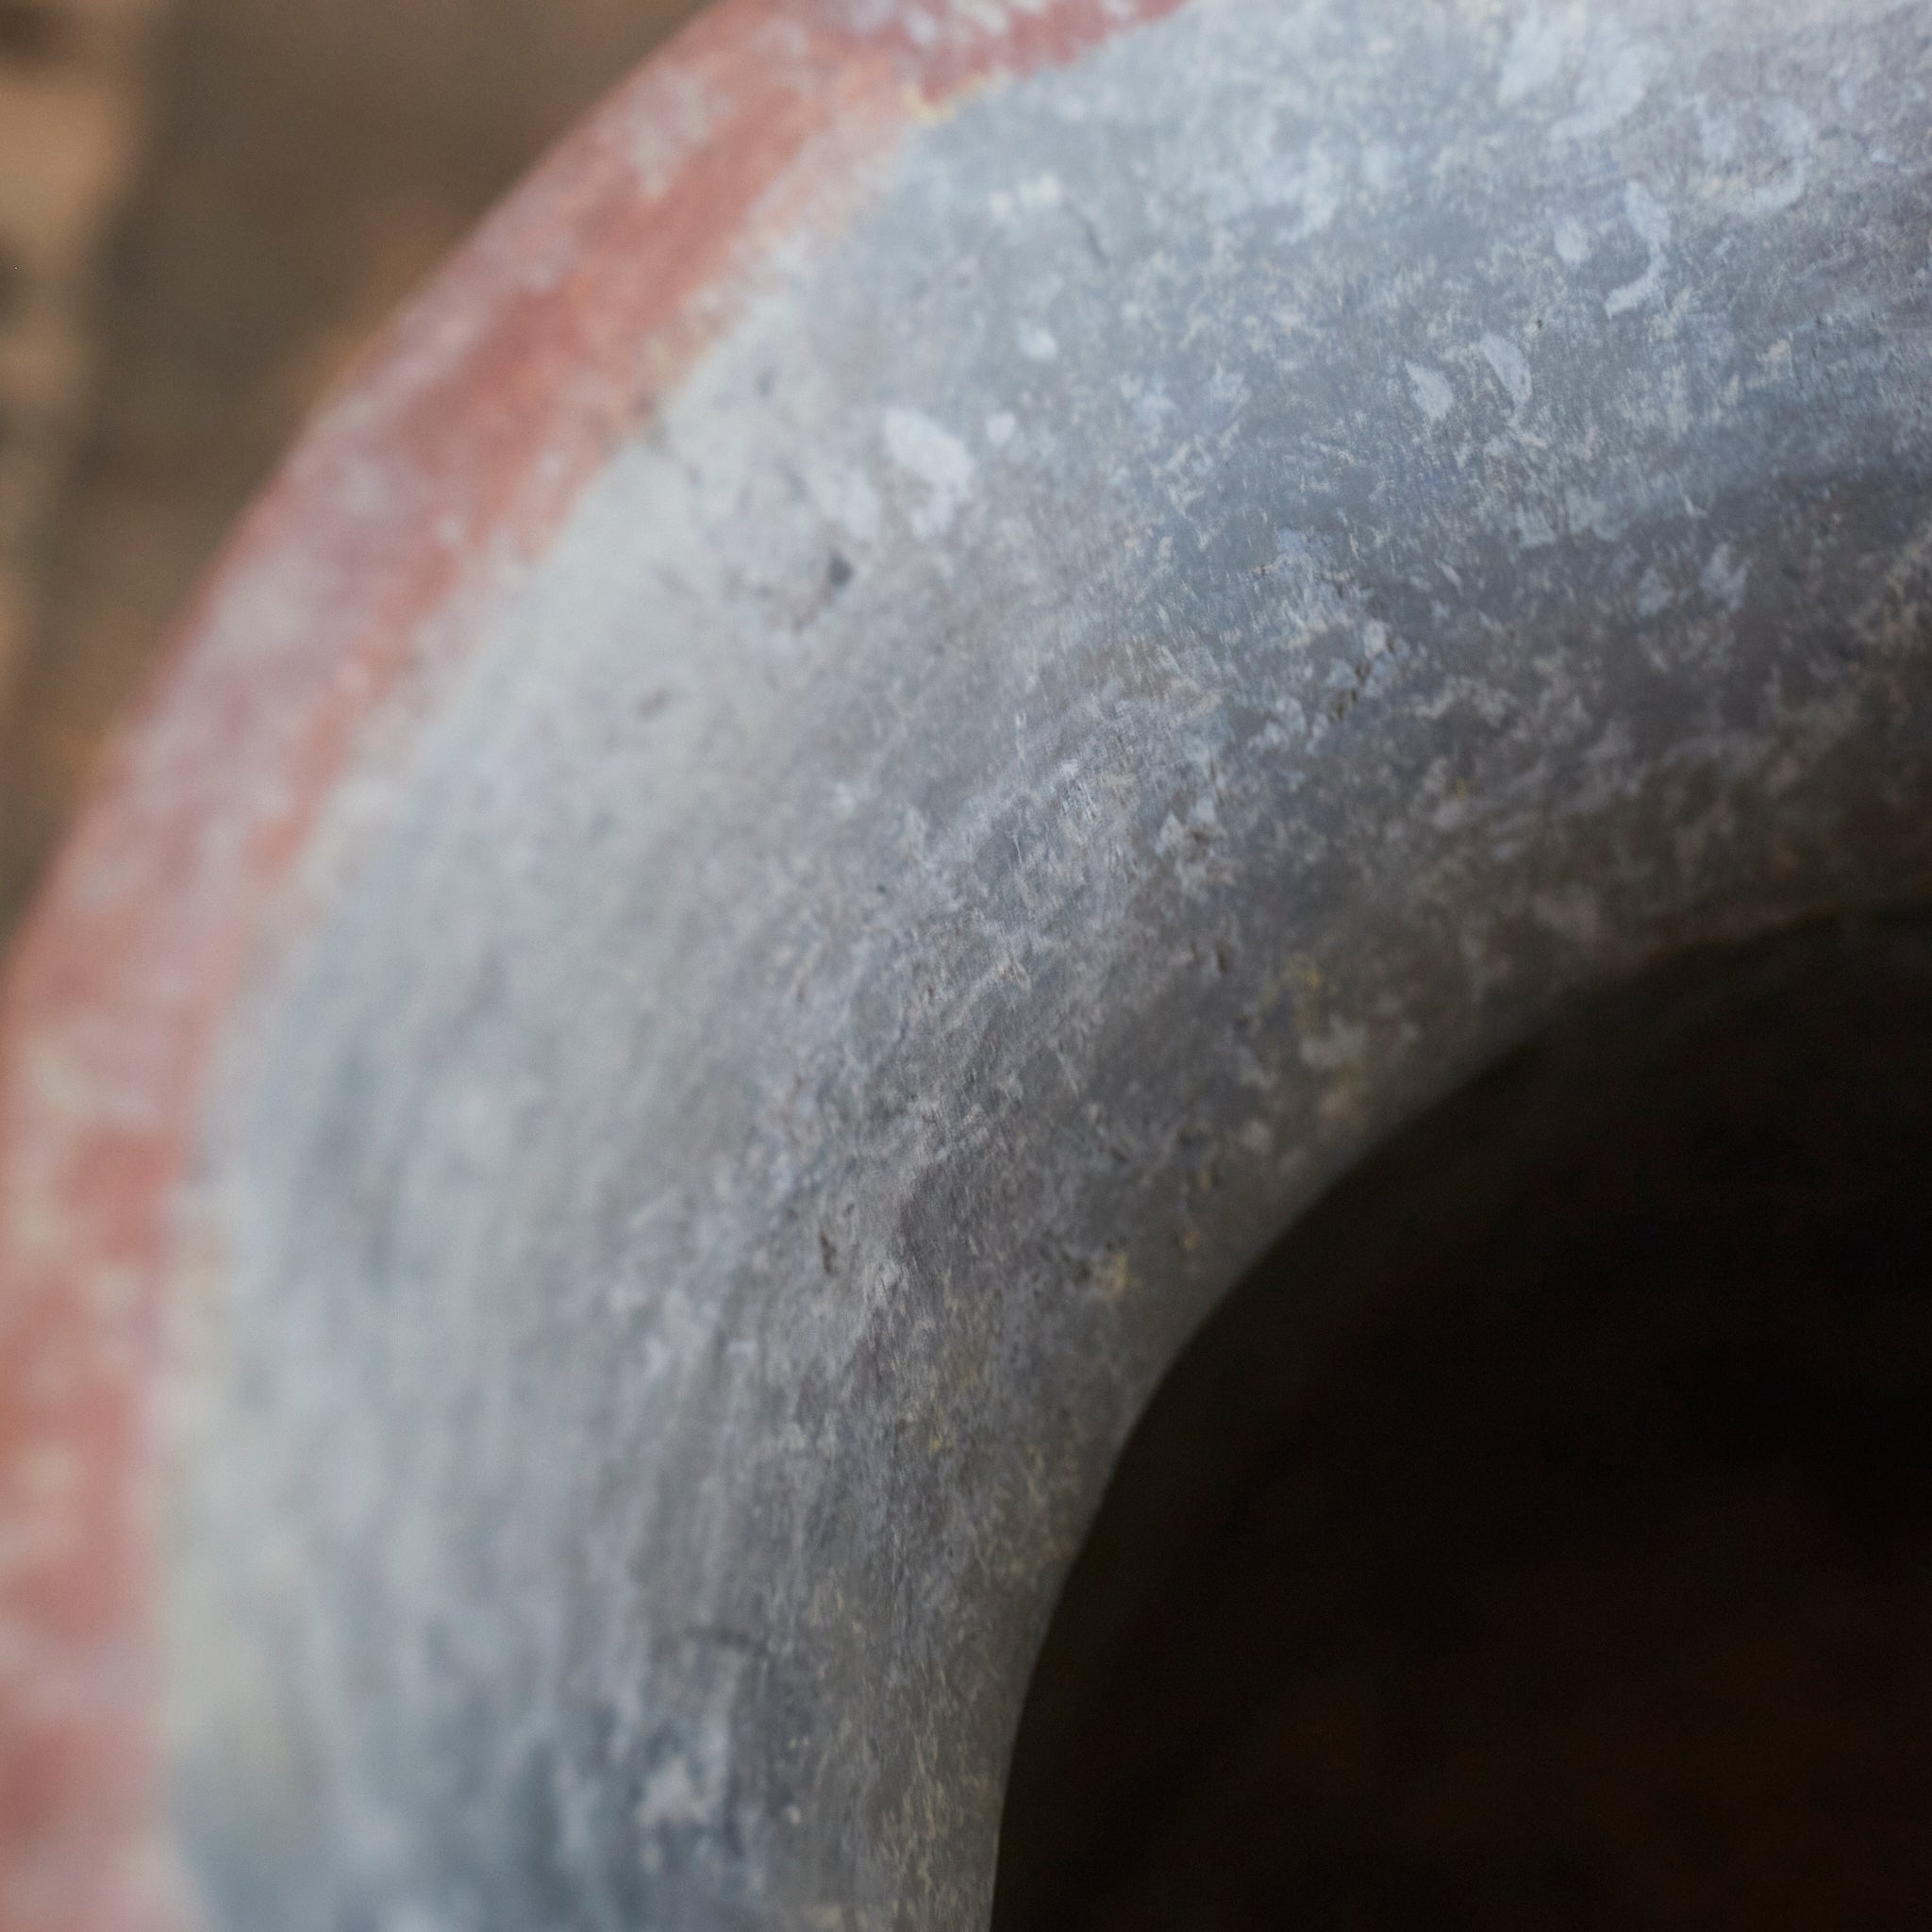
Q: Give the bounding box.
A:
[993,911,1932,1932]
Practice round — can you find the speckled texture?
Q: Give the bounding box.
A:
[145,0,1932,1926]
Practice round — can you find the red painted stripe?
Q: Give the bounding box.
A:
[0,1,1190,1926]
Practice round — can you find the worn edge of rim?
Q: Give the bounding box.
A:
[0,3,1193,1924]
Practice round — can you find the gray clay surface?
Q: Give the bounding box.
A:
[167,3,1932,1926]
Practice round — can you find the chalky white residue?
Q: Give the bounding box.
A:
[1196,134,1340,238]
[1498,3,1575,105]
[1553,27,1650,142]
[1498,9,1651,143]
[1699,96,1815,218]
[882,408,976,539]
[1553,214,1591,264]
[1702,542,1749,612]
[805,461,882,545]
[637,1717,729,1831]
[1407,362,1455,424]
[1479,334,1532,411]
[989,172,1065,222]
[1606,180,1670,316]
[1298,1018,1370,1074]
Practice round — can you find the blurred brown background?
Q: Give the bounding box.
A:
[0,0,701,941]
